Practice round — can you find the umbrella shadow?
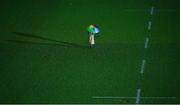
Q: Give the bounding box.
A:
[5,39,70,47]
[11,32,89,49]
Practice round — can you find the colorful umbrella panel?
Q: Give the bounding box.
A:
[87,25,100,34]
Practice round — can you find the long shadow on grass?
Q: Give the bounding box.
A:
[11,32,88,49]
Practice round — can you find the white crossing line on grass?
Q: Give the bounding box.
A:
[150,6,155,15]
[156,9,180,12]
[141,97,178,99]
[140,59,146,74]
[92,96,178,99]
[124,9,180,13]
[148,21,152,31]
[144,37,149,49]
[124,9,148,12]
[135,88,141,105]
[92,96,135,99]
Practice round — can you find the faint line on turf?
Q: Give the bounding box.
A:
[150,6,155,15]
[92,96,135,99]
[140,59,146,74]
[141,97,178,99]
[92,96,178,99]
[92,96,178,102]
[156,9,180,12]
[144,37,149,49]
[135,88,141,105]
[148,21,152,31]
[124,9,148,12]
[124,9,180,13]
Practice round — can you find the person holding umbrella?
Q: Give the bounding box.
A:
[87,24,100,48]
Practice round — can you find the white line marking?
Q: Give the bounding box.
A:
[150,6,154,15]
[124,9,180,13]
[124,9,148,12]
[148,21,152,30]
[135,88,141,105]
[92,96,178,99]
[142,97,178,99]
[140,59,146,74]
[144,37,149,49]
[92,96,135,99]
[157,9,180,12]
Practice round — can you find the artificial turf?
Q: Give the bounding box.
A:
[0,0,180,104]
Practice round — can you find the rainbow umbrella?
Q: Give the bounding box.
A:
[87,25,100,34]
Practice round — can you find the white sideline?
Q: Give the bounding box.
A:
[92,96,135,99]
[140,59,146,74]
[135,88,141,105]
[144,37,149,49]
[92,96,178,99]
[150,6,155,15]
[148,21,152,30]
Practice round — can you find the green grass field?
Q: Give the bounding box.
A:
[0,0,180,104]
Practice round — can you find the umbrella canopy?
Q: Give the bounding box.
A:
[87,24,100,34]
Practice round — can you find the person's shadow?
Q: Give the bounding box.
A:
[8,32,88,49]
